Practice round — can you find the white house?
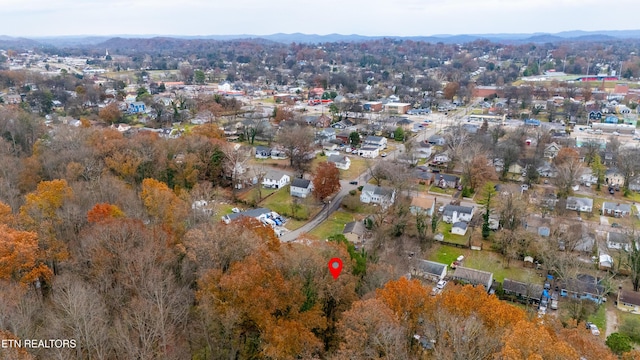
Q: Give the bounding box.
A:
[262,170,291,189]
[255,146,272,159]
[442,205,474,224]
[271,148,288,160]
[607,232,631,251]
[415,141,433,159]
[451,221,469,235]
[433,153,450,165]
[290,178,313,198]
[363,136,388,150]
[566,196,593,213]
[327,155,351,170]
[360,184,395,208]
[543,142,562,159]
[359,146,380,158]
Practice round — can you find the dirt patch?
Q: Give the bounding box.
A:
[605,303,618,337]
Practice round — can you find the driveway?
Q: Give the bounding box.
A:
[605,302,619,337]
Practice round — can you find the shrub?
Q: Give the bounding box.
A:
[349,190,357,196]
[606,333,632,355]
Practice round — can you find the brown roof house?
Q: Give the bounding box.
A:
[617,290,640,315]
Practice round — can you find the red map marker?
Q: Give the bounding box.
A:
[328,258,343,279]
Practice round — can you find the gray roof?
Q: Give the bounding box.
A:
[502,279,543,300]
[365,135,385,143]
[607,231,629,245]
[566,196,593,208]
[603,202,632,212]
[452,221,468,230]
[559,274,605,296]
[434,174,459,183]
[327,154,348,164]
[225,207,271,221]
[416,260,447,276]
[360,146,379,151]
[362,184,394,197]
[452,267,493,287]
[443,205,473,216]
[264,170,288,181]
[291,178,311,189]
[343,221,366,236]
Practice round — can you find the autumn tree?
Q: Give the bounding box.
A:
[555,155,583,198]
[0,224,53,285]
[19,179,73,277]
[313,162,341,203]
[98,102,122,124]
[499,320,578,359]
[140,178,188,236]
[334,298,408,359]
[87,203,125,223]
[443,81,460,100]
[462,154,497,192]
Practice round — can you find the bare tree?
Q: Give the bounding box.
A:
[554,157,583,198]
[276,124,316,177]
[223,144,251,191]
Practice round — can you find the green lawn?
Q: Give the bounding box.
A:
[257,186,322,230]
[238,186,278,203]
[429,185,457,196]
[464,251,538,283]
[308,210,355,240]
[588,304,606,331]
[427,245,464,267]
[340,158,368,180]
[438,222,468,245]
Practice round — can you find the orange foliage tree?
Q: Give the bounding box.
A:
[87,203,125,223]
[313,162,341,203]
[0,224,53,285]
[140,178,188,235]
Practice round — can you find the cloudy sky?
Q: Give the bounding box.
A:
[1,0,638,37]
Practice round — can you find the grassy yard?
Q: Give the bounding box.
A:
[429,185,457,196]
[238,186,278,203]
[340,158,368,180]
[427,245,464,267]
[257,186,322,230]
[438,222,468,245]
[587,304,606,331]
[308,210,355,240]
[464,250,538,283]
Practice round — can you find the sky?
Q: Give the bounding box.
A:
[1,0,639,38]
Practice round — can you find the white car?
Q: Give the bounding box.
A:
[589,323,600,336]
[436,280,447,289]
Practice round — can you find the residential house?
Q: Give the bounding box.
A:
[537,162,557,178]
[327,155,351,170]
[524,215,551,237]
[128,101,146,114]
[451,267,493,291]
[262,170,291,189]
[451,221,468,235]
[607,232,632,251]
[617,290,640,314]
[629,177,640,192]
[360,184,396,208]
[566,196,593,213]
[412,260,447,282]
[605,168,624,186]
[427,135,446,146]
[442,205,474,224]
[255,146,272,159]
[317,128,337,143]
[433,174,459,189]
[271,148,288,160]
[415,141,433,159]
[502,279,544,303]
[410,196,435,216]
[559,274,606,304]
[602,202,631,217]
[432,153,450,165]
[412,166,433,185]
[222,207,271,224]
[363,136,388,150]
[290,178,313,198]
[599,254,614,270]
[358,146,380,158]
[342,221,367,244]
[543,142,562,159]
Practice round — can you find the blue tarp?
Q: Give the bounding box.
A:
[543,289,550,299]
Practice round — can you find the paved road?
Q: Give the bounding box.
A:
[280,173,371,242]
[279,108,469,242]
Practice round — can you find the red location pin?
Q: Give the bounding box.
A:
[328,258,343,280]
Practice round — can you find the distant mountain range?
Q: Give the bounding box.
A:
[2,30,640,48]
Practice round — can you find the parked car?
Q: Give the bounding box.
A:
[436,280,447,290]
[550,299,558,310]
[587,323,600,336]
[612,223,621,228]
[349,181,358,185]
